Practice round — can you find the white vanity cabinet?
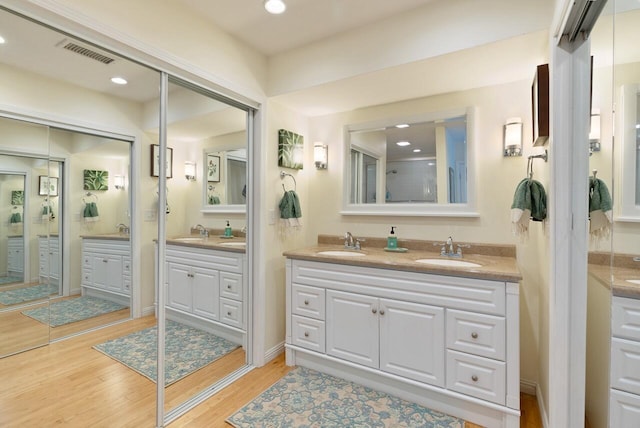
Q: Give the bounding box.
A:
[38,235,59,286]
[286,258,520,428]
[164,244,246,346]
[7,236,23,277]
[610,296,640,426]
[81,238,130,305]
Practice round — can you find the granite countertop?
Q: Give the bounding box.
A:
[165,234,246,254]
[589,252,640,299]
[80,233,130,241]
[283,235,521,282]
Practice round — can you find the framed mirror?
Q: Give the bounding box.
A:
[342,107,477,217]
[203,147,247,212]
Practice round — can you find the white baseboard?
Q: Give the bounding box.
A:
[141,305,156,317]
[520,379,537,396]
[263,341,285,365]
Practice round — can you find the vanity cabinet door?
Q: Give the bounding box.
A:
[379,299,445,387]
[192,267,219,320]
[326,289,379,368]
[167,262,193,312]
[92,254,123,292]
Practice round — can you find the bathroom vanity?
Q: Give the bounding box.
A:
[81,235,131,306]
[7,235,23,278]
[38,234,59,286]
[285,237,521,428]
[160,237,247,347]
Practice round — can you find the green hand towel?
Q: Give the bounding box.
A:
[10,213,22,224]
[279,190,302,229]
[89,202,99,218]
[588,177,612,238]
[511,178,547,237]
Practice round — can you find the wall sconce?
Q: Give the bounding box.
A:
[184,161,196,181]
[114,175,125,190]
[589,108,601,153]
[503,117,523,157]
[314,143,328,169]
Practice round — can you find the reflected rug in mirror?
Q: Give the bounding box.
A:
[226,366,466,427]
[0,275,23,285]
[0,283,57,305]
[93,320,240,385]
[21,296,126,326]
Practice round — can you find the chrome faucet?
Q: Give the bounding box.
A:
[434,236,470,258]
[194,224,209,237]
[344,232,364,250]
[115,223,129,235]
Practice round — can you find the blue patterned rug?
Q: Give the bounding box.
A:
[21,296,127,327]
[0,275,22,285]
[93,320,240,385]
[227,367,466,428]
[0,283,57,305]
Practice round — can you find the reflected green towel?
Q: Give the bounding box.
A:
[83,202,99,218]
[209,196,220,205]
[10,213,22,224]
[589,177,612,213]
[279,190,302,219]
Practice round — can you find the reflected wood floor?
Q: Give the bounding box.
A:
[0,316,542,427]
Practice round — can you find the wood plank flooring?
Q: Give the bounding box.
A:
[0,316,543,427]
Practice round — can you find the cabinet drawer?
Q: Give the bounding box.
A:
[292,284,325,320]
[291,315,325,353]
[610,388,640,427]
[123,258,131,274]
[82,268,92,285]
[446,350,506,405]
[611,337,640,395]
[83,255,91,268]
[220,298,244,329]
[446,310,505,361]
[220,272,243,301]
[613,297,640,342]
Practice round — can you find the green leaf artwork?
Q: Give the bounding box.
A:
[278,129,304,170]
[83,169,109,191]
[11,190,24,205]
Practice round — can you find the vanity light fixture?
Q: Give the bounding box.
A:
[184,161,196,181]
[264,0,286,14]
[314,143,328,169]
[114,175,125,190]
[503,117,523,157]
[589,108,601,152]
[396,141,411,147]
[110,76,128,85]
[413,149,421,153]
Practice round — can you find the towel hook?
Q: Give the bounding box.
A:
[592,169,597,179]
[280,171,297,192]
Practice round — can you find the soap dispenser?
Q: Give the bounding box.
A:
[224,220,233,237]
[387,226,398,249]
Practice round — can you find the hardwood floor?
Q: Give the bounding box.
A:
[0,316,543,427]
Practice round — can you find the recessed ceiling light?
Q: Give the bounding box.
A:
[396,141,411,147]
[111,77,128,85]
[412,149,421,153]
[395,124,409,128]
[0,35,6,44]
[264,0,286,14]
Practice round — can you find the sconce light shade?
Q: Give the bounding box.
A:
[314,143,328,169]
[184,161,196,181]
[114,175,125,190]
[589,108,601,152]
[264,0,286,14]
[503,117,523,157]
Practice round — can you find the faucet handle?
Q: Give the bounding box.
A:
[456,243,471,256]
[355,238,365,250]
[433,242,446,255]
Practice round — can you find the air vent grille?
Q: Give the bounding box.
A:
[62,42,115,65]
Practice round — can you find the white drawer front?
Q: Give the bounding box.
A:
[610,389,640,428]
[446,350,506,405]
[446,309,505,361]
[220,298,244,329]
[611,337,640,395]
[291,315,325,353]
[220,272,243,301]
[292,284,325,320]
[613,297,640,342]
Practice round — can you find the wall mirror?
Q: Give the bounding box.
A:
[343,107,476,216]
[203,146,247,211]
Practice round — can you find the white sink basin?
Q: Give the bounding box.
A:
[627,279,640,285]
[173,237,204,242]
[317,250,366,257]
[414,258,482,268]
[219,242,246,247]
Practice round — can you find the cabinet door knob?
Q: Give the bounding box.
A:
[227,311,232,316]
[304,332,309,337]
[471,375,478,382]
[471,332,478,339]
[304,299,309,305]
[227,285,232,289]
[372,308,377,314]
[103,259,108,263]
[379,309,385,315]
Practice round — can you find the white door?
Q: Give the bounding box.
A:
[192,267,219,320]
[326,289,379,368]
[379,298,445,387]
[166,262,192,312]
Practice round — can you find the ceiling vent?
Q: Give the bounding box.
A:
[57,39,115,65]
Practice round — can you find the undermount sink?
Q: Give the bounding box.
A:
[219,242,246,247]
[414,258,482,268]
[317,250,366,257]
[173,237,205,242]
[627,279,640,285]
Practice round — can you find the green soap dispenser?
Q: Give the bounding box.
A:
[387,226,398,249]
[224,220,232,237]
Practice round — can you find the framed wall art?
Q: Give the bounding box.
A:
[11,190,24,205]
[207,154,221,182]
[83,170,109,191]
[532,63,549,147]
[38,176,58,196]
[151,144,173,178]
[278,129,304,170]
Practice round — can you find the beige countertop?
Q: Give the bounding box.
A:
[80,233,130,241]
[284,235,521,282]
[165,235,246,254]
[588,252,640,299]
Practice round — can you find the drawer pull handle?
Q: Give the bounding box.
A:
[103,259,108,263]
[372,308,377,314]
[379,309,385,315]
[228,285,232,289]
[227,311,232,316]
[471,332,478,339]
[471,375,478,382]
[304,332,309,337]
[304,299,309,305]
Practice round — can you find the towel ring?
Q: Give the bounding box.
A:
[82,192,98,204]
[280,171,297,192]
